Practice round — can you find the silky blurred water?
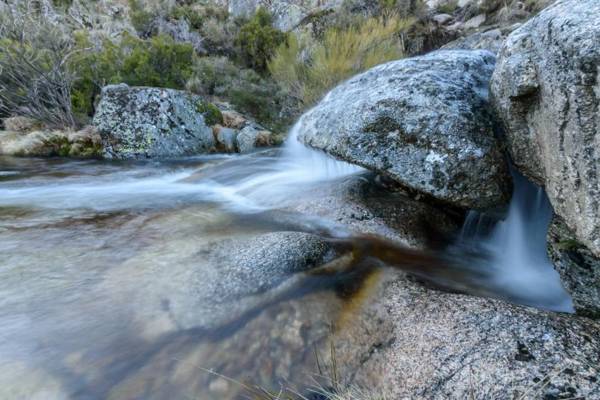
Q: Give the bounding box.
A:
[0,126,573,399]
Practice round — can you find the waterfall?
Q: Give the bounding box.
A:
[454,170,574,312]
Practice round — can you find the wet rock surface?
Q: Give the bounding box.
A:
[491,0,600,257]
[282,174,600,399]
[93,84,215,159]
[548,217,600,319]
[103,224,335,332]
[297,50,512,211]
[331,273,600,399]
[1,156,599,399]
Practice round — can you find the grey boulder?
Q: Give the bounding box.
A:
[297,49,511,210]
[333,273,600,399]
[93,84,215,159]
[441,26,519,55]
[490,0,600,257]
[222,0,344,31]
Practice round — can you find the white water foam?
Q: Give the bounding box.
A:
[0,109,362,213]
[218,116,363,206]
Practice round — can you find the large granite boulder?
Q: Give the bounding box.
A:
[283,172,600,400]
[297,50,511,210]
[332,272,600,399]
[490,0,600,257]
[93,84,215,159]
[547,216,600,319]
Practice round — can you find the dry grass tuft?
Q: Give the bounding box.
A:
[268,14,414,108]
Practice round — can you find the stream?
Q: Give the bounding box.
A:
[0,126,574,399]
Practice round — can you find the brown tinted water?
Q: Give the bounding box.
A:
[0,155,371,399]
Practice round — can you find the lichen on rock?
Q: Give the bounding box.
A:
[297,49,512,210]
[93,84,216,159]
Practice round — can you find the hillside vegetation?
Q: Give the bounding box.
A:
[0,0,431,132]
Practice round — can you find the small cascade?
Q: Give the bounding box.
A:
[205,111,364,208]
[0,111,363,212]
[454,170,574,312]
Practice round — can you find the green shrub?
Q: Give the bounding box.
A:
[269,14,413,107]
[170,5,204,30]
[195,101,223,126]
[436,0,459,14]
[234,7,286,72]
[128,0,157,37]
[52,0,74,9]
[186,56,288,129]
[70,32,195,118]
[170,3,229,29]
[121,34,194,86]
[199,17,239,56]
[387,0,427,17]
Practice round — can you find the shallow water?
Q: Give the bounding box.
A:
[0,132,574,398]
[0,153,370,400]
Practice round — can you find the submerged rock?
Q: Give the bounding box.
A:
[297,49,511,210]
[199,231,332,300]
[105,228,333,332]
[491,0,600,257]
[93,84,215,159]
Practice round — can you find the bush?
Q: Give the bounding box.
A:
[128,0,157,37]
[170,3,229,30]
[234,8,286,72]
[70,32,195,118]
[0,8,77,128]
[195,101,223,126]
[186,56,288,129]
[380,0,427,17]
[269,14,413,107]
[170,5,204,30]
[52,0,74,9]
[436,0,460,14]
[199,16,239,56]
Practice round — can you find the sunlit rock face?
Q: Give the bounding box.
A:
[491,0,600,257]
[297,49,511,210]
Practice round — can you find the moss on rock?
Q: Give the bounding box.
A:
[196,101,223,126]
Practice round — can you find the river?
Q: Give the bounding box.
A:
[0,127,573,399]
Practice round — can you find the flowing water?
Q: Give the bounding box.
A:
[0,121,573,399]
